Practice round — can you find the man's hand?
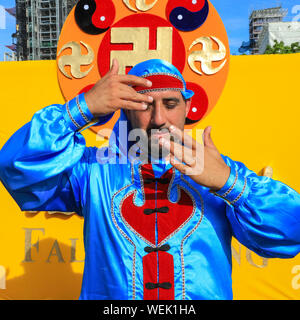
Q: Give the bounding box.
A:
[159,125,230,191]
[85,59,153,117]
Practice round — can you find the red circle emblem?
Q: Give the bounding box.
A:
[98,13,186,76]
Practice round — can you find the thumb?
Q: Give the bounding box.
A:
[203,126,216,149]
[109,58,119,75]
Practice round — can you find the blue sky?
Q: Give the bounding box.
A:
[212,0,298,54]
[0,0,17,61]
[0,0,298,60]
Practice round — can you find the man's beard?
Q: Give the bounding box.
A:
[135,128,171,161]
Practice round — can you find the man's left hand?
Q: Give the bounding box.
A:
[159,125,230,191]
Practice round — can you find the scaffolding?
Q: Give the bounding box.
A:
[258,22,300,54]
[249,6,287,54]
[15,0,77,60]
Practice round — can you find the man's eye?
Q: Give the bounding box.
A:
[166,104,177,109]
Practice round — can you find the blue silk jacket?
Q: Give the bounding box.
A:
[1,93,300,300]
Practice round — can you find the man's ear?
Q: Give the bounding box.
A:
[185,98,191,117]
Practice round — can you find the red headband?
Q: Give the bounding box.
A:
[133,73,184,94]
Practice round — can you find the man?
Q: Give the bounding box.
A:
[1,59,300,300]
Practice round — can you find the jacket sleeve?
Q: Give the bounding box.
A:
[0,93,94,216]
[211,155,300,259]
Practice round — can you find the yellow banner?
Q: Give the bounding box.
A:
[0,54,300,300]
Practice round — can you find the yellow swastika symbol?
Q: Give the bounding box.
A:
[188,36,227,76]
[110,27,173,74]
[58,41,94,79]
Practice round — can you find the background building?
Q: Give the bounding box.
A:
[258,22,300,54]
[3,7,17,61]
[15,0,77,61]
[248,6,287,54]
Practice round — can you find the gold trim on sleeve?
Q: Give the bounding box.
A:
[231,177,247,205]
[66,101,81,129]
[218,170,238,198]
[76,95,90,124]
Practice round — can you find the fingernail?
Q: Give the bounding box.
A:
[147,80,152,87]
[169,125,175,132]
[141,103,148,110]
[148,96,153,102]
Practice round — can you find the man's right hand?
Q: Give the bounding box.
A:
[85,59,153,118]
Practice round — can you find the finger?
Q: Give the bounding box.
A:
[118,86,153,104]
[118,99,148,111]
[109,58,119,76]
[160,137,195,167]
[203,126,217,149]
[169,125,197,150]
[118,74,152,88]
[169,154,194,176]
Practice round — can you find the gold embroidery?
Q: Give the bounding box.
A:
[66,101,81,129]
[231,178,247,205]
[111,182,137,300]
[76,95,90,124]
[219,170,238,198]
[180,175,204,300]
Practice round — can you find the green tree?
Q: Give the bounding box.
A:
[264,40,300,54]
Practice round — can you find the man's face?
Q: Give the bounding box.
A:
[125,90,191,159]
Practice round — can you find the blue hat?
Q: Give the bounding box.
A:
[128,59,194,100]
[89,59,194,128]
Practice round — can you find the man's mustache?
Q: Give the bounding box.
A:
[146,127,170,136]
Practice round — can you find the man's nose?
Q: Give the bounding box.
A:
[151,103,166,127]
